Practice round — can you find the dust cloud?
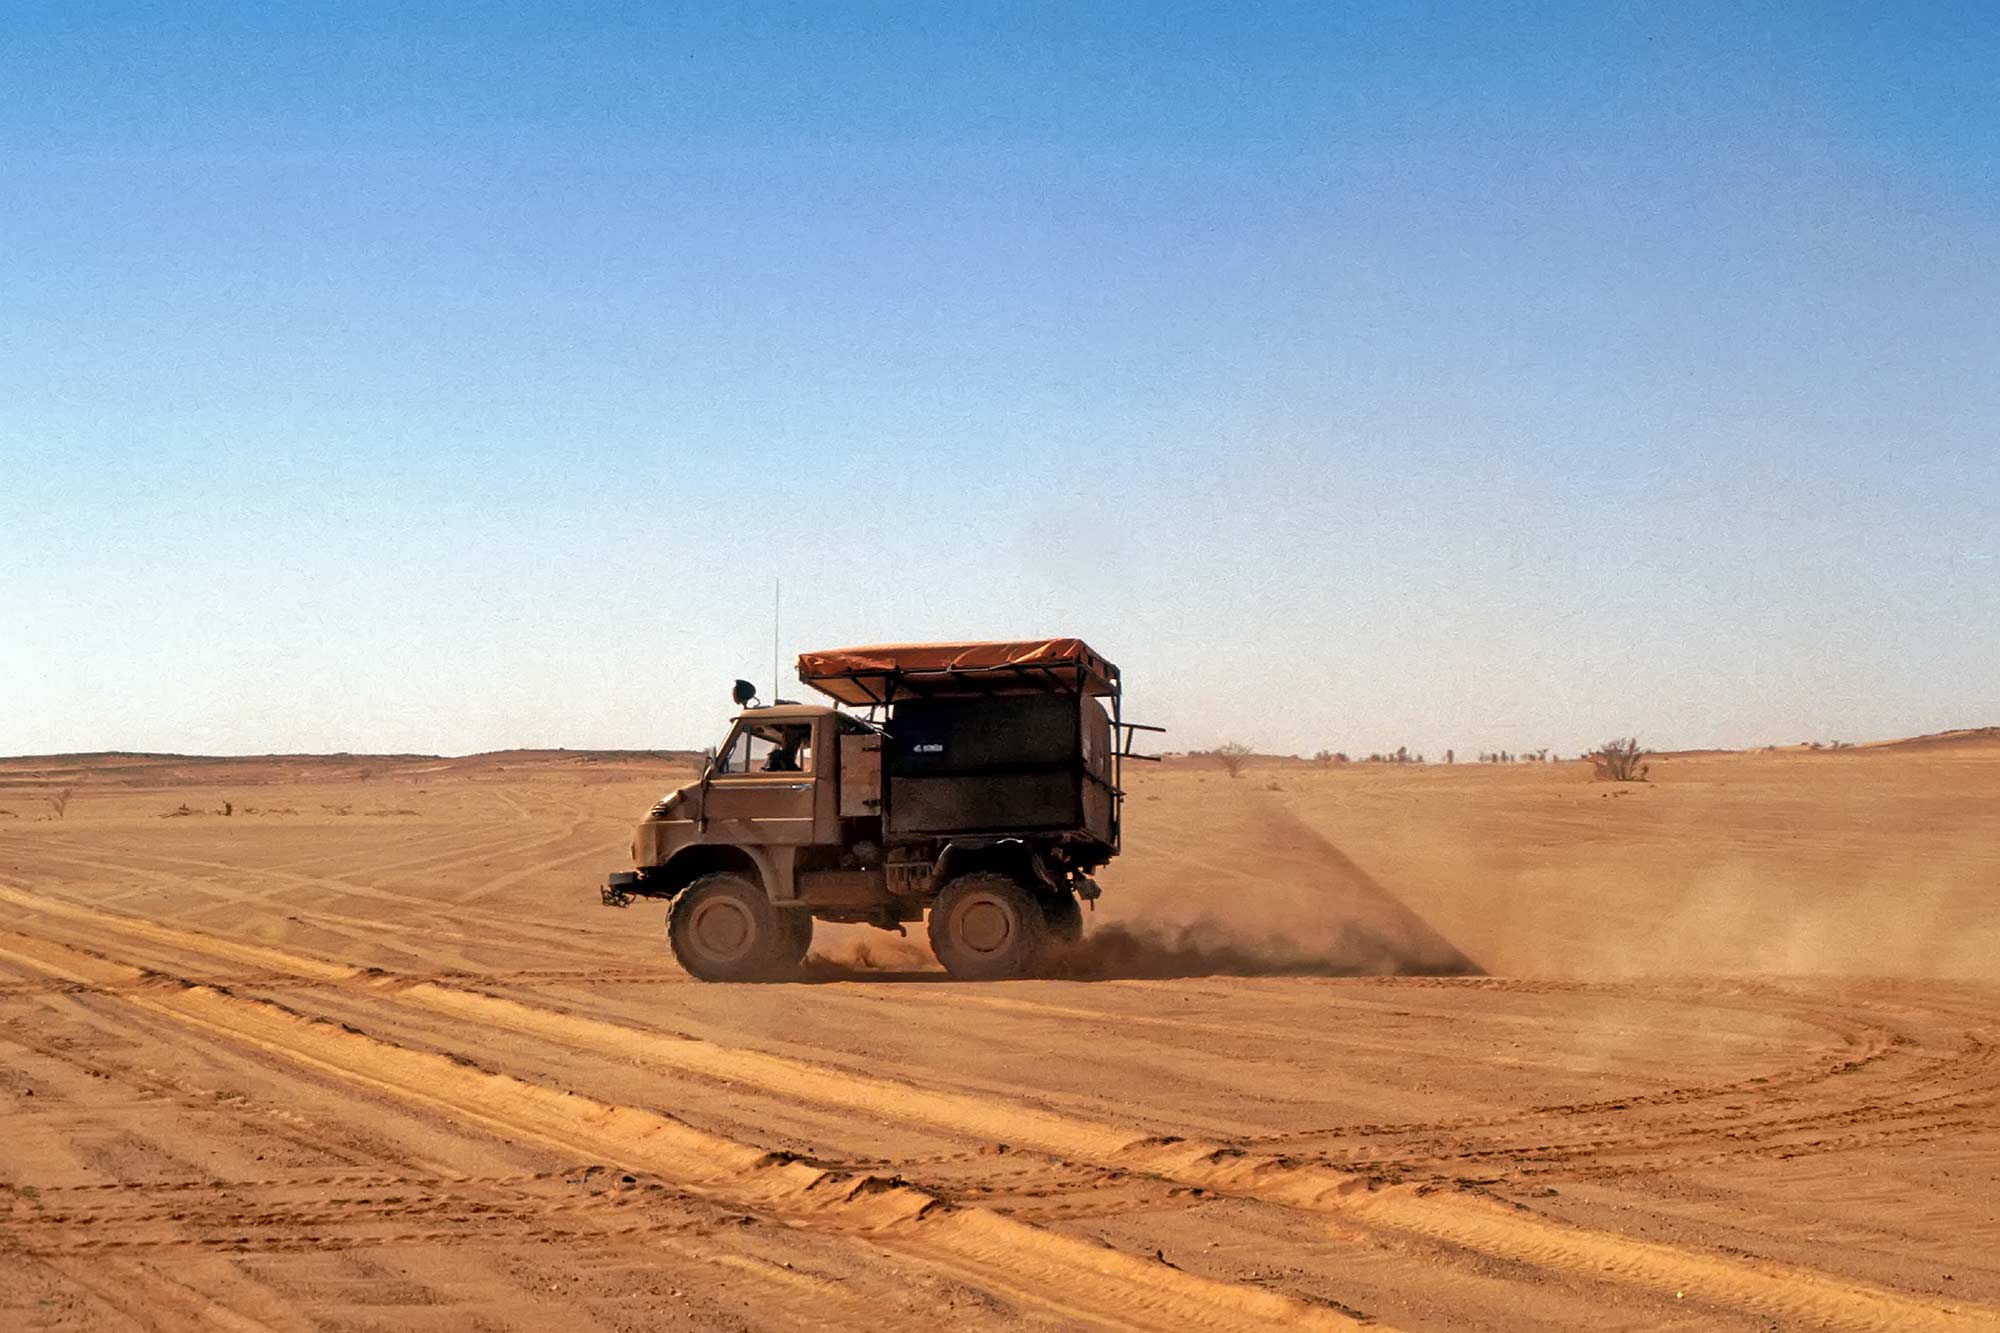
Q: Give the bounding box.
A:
[1375,842,2000,984]
[799,797,1484,982]
[1066,798,1485,980]
[802,914,1477,982]
[1043,916,1480,979]
[802,932,938,979]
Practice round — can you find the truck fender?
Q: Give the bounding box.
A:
[653,843,797,903]
[932,839,1055,894]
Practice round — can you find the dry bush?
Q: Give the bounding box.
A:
[1589,737,1650,782]
[1210,742,1252,778]
[48,788,73,820]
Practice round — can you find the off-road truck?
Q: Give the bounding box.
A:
[601,639,1157,980]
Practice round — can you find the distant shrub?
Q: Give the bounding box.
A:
[48,788,73,820]
[1210,742,1252,778]
[1589,737,1650,782]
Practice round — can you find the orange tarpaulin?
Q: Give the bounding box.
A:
[797,639,1119,704]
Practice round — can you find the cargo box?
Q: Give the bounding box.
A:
[798,638,1131,848]
[883,693,1115,839]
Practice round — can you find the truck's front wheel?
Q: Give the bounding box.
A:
[929,873,1048,980]
[668,873,802,981]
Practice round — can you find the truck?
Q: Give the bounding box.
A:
[600,639,1158,980]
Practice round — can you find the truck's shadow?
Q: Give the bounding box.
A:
[795,963,951,984]
[794,801,1483,983]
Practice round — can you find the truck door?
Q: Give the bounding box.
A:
[703,718,818,846]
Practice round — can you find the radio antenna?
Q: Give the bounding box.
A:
[772,578,781,698]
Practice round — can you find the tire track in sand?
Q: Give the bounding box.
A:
[4,830,593,934]
[0,921,1360,1332]
[5,891,1974,1200]
[933,981,1984,1187]
[0,845,629,975]
[2,1170,716,1259]
[0,886,1986,1331]
[1238,984,1995,1184]
[0,1010,946,1329]
[372,981,1999,1331]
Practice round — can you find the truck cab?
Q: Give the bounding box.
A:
[629,703,882,907]
[602,639,1155,981]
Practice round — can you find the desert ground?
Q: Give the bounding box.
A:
[1,736,1997,1330]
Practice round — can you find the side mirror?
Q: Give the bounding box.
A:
[733,679,757,707]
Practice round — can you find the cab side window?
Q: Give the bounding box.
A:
[716,723,813,776]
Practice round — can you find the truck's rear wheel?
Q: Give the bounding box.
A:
[1042,890,1084,944]
[668,873,802,981]
[929,873,1048,980]
[778,907,814,966]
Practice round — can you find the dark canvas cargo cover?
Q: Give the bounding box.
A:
[797,639,1119,704]
[885,694,1100,837]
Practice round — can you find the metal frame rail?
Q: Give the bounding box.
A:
[805,656,1162,853]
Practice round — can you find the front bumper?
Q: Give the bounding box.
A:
[601,870,639,908]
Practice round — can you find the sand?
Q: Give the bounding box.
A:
[0,742,1995,1329]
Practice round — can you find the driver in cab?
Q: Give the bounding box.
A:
[762,727,808,772]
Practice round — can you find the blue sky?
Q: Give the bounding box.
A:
[4,3,1995,757]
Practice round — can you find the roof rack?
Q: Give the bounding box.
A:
[796,639,1119,707]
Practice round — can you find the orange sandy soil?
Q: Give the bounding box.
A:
[1,740,1996,1330]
